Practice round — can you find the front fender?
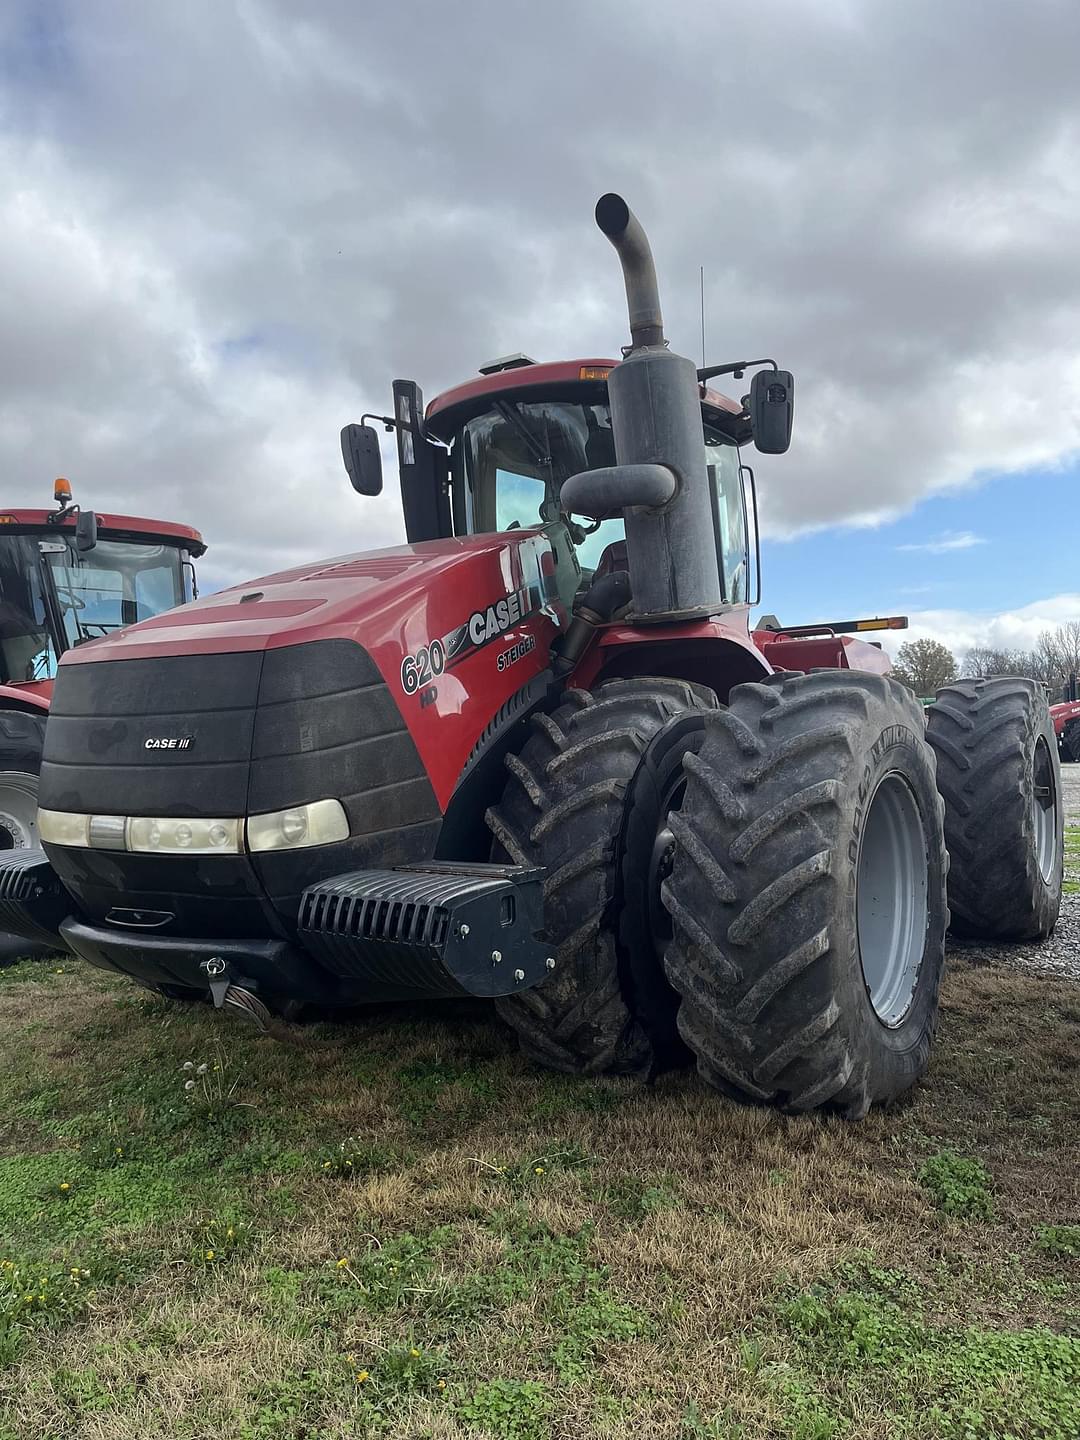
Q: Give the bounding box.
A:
[0,681,51,714]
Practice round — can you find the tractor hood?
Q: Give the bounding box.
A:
[46,529,563,807]
[38,531,564,941]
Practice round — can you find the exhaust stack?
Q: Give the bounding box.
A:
[574,193,723,621]
[594,193,665,350]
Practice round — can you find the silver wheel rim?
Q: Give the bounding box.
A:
[1032,736,1059,884]
[0,771,40,850]
[856,771,928,1028]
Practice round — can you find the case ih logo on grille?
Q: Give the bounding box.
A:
[144,736,194,751]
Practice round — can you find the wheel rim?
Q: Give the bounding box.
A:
[647,771,688,957]
[856,771,928,1028]
[1032,735,1059,883]
[0,771,39,851]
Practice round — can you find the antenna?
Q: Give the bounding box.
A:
[699,265,706,370]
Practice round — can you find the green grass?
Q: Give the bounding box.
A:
[0,954,1078,1438]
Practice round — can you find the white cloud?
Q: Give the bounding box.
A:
[1,1,1080,582]
[880,593,1080,660]
[896,531,987,554]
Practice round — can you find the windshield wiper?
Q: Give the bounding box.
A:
[494,400,552,474]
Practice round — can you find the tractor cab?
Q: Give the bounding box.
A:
[344,359,760,621]
[0,480,205,693]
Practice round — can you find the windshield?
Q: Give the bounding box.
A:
[448,398,744,580]
[0,534,190,683]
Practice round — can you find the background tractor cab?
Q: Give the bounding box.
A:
[0,478,204,702]
[0,479,204,952]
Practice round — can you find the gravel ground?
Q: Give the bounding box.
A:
[946,758,1080,982]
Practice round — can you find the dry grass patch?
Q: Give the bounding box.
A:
[0,953,1077,1438]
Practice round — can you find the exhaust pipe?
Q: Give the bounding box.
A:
[590,194,724,621]
[595,193,665,350]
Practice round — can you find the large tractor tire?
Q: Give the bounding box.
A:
[486,677,717,1076]
[0,708,56,965]
[927,677,1062,941]
[663,671,948,1118]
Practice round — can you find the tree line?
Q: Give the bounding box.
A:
[890,621,1080,697]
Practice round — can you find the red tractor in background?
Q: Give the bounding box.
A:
[0,480,204,956]
[0,195,1062,1116]
[1052,697,1080,763]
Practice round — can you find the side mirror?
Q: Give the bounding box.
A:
[75,508,98,551]
[750,369,794,455]
[340,423,383,496]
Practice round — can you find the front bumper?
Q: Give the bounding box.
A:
[49,860,554,1007]
[59,917,325,999]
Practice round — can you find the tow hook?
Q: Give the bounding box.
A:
[199,956,272,1032]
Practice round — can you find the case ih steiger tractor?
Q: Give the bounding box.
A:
[0,480,204,958]
[0,196,1063,1116]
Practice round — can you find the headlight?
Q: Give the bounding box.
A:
[37,801,348,854]
[38,808,92,848]
[246,798,349,852]
[127,816,242,854]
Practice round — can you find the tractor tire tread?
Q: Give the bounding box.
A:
[488,677,712,1076]
[927,676,1062,940]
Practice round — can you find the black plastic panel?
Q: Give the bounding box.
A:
[37,639,442,941]
[40,652,263,816]
[249,641,441,924]
[44,848,279,938]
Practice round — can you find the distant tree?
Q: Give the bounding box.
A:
[891,638,958,695]
[962,646,1037,680]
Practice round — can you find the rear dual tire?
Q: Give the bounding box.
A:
[927,678,1062,940]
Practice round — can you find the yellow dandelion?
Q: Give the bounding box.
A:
[409,1347,420,1358]
[205,1250,215,1260]
[336,1257,349,1268]
[323,1161,331,1170]
[59,1182,70,1192]
[437,1379,447,1391]
[534,1166,545,1175]
[355,1370,369,1384]
[115,1148,123,1156]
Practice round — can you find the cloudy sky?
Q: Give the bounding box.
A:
[2,0,1078,659]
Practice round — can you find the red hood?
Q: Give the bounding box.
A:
[58,534,538,667]
[56,532,564,809]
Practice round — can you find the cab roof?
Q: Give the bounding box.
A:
[426,358,749,442]
[0,509,205,556]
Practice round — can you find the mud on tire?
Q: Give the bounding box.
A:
[485,677,716,1076]
[663,670,948,1118]
[927,677,1062,940]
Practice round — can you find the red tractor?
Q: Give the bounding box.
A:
[0,479,204,859]
[0,196,1062,1115]
[1051,698,1080,763]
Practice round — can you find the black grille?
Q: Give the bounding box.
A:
[39,640,442,936]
